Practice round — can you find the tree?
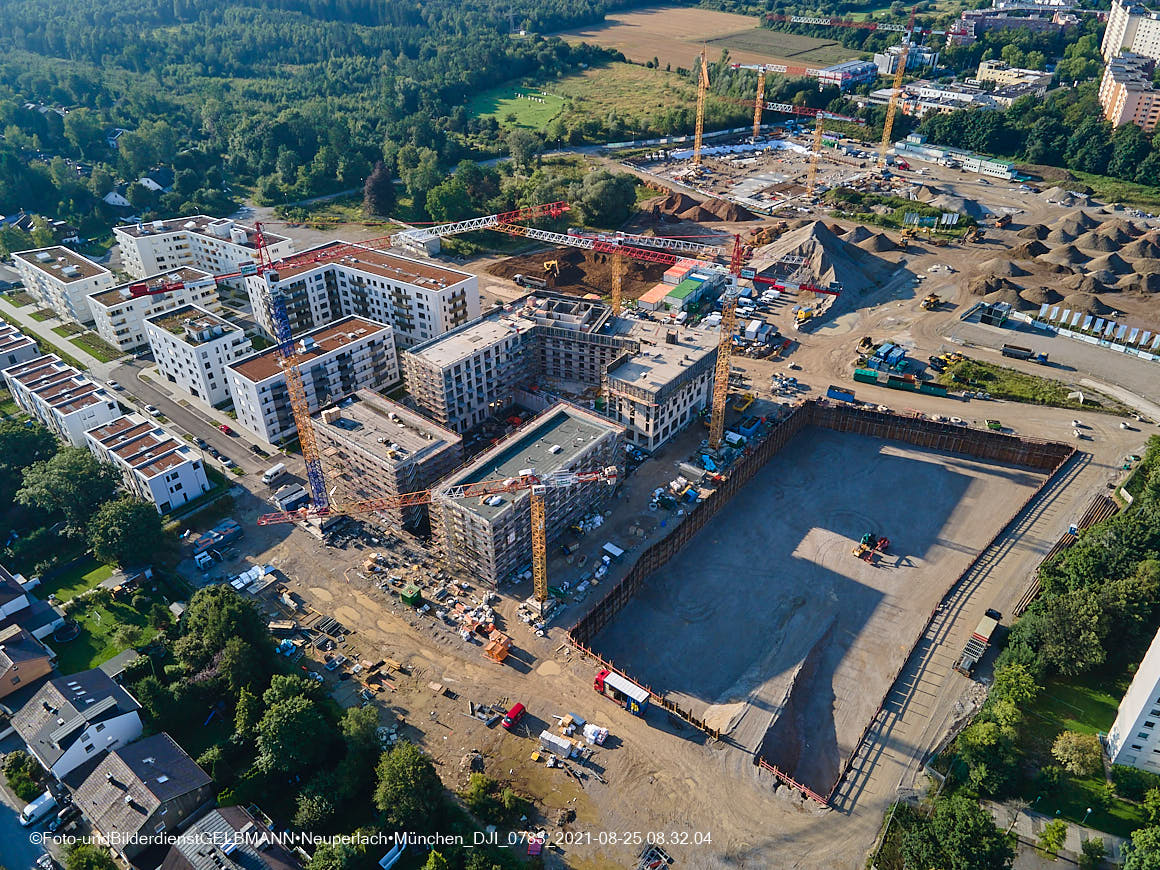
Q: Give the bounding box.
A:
[65,844,117,870]
[87,497,166,566]
[900,795,1014,870]
[31,217,55,248]
[363,161,395,216]
[506,130,541,169]
[306,840,366,870]
[1124,825,1160,870]
[294,792,336,831]
[1146,787,1160,824]
[174,585,272,672]
[573,169,637,228]
[426,177,474,223]
[235,685,262,736]
[1037,818,1067,858]
[126,181,156,210]
[218,636,266,696]
[0,419,57,501]
[374,742,444,832]
[16,448,119,534]
[396,145,441,206]
[1080,837,1107,870]
[422,854,450,870]
[1052,730,1103,776]
[256,696,333,774]
[263,674,319,706]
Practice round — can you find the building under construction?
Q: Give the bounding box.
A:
[430,402,624,587]
[314,390,463,533]
[402,293,718,450]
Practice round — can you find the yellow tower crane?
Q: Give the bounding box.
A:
[708,236,746,451]
[752,69,766,139]
[610,252,625,315]
[694,47,710,164]
[878,40,911,167]
[806,119,825,195]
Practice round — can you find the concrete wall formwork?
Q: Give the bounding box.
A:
[568,399,1075,804]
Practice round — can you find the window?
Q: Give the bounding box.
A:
[95,723,105,732]
[1139,732,1151,740]
[1147,721,1155,728]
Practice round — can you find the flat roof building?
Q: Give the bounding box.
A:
[145,304,251,407]
[1104,0,1160,61]
[1107,626,1160,772]
[1100,53,1160,131]
[2,354,121,446]
[226,316,399,444]
[85,413,212,514]
[88,268,219,353]
[314,391,463,533]
[430,402,623,587]
[12,247,113,324]
[114,215,294,281]
[974,59,1053,88]
[245,242,479,350]
[0,323,41,369]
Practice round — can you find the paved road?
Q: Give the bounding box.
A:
[1,737,50,870]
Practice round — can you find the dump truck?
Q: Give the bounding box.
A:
[1001,344,1048,363]
[920,293,941,310]
[994,214,1012,229]
[954,614,999,676]
[594,668,650,716]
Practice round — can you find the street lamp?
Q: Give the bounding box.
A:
[1082,807,1093,825]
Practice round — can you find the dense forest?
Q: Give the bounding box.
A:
[0,0,652,236]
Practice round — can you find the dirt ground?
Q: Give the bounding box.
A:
[591,428,1044,796]
[485,247,668,300]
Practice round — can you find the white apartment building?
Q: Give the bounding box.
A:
[604,323,719,452]
[0,323,41,369]
[1106,627,1160,771]
[86,413,212,513]
[226,316,399,444]
[1104,0,1160,60]
[87,268,219,353]
[113,215,293,281]
[12,247,113,324]
[975,59,1053,88]
[2,355,121,446]
[1100,53,1160,130]
[246,242,479,350]
[145,305,252,406]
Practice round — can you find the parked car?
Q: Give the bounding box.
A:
[220,457,235,468]
[194,437,208,449]
[219,424,235,436]
[502,702,526,730]
[207,447,220,459]
[249,444,268,457]
[144,405,161,416]
[107,380,123,391]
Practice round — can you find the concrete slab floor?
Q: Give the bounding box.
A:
[590,426,1045,795]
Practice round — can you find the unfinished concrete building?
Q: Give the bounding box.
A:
[314,390,463,533]
[430,403,624,587]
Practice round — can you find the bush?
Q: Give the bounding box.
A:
[1114,764,1160,801]
[3,749,42,801]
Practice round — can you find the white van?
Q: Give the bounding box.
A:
[262,463,287,485]
[21,790,58,826]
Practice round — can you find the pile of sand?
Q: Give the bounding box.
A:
[1123,238,1160,259]
[980,258,1029,278]
[1072,231,1119,252]
[1041,244,1090,267]
[1088,252,1134,275]
[856,232,898,253]
[843,226,874,243]
[1013,240,1050,259]
[983,286,1033,310]
[1045,226,1078,244]
[1061,292,1110,315]
[678,205,719,222]
[1017,224,1049,240]
[911,184,944,201]
[928,193,984,219]
[1020,286,1063,306]
[1061,209,1100,230]
[754,220,894,294]
[1060,273,1108,295]
[644,191,700,216]
[702,198,758,221]
[969,275,1021,297]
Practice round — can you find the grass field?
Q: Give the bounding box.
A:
[1071,170,1160,212]
[0,387,21,419]
[40,558,113,602]
[467,87,566,129]
[0,307,88,370]
[556,6,860,69]
[9,291,36,307]
[52,323,82,337]
[68,330,122,362]
[54,596,161,674]
[29,308,53,321]
[937,359,1129,415]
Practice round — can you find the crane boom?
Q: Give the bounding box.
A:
[694,47,709,164]
[391,201,570,249]
[566,229,724,257]
[708,237,744,450]
[807,119,825,195]
[879,40,909,166]
[752,69,766,138]
[530,488,548,606]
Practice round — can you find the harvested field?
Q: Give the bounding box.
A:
[486,247,666,299]
[589,428,1045,795]
[555,6,858,69]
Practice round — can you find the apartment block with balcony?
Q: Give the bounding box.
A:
[145,305,251,406]
[85,413,212,513]
[314,390,463,533]
[2,355,121,446]
[87,268,220,353]
[429,403,623,587]
[12,247,113,324]
[0,323,41,369]
[1100,53,1160,130]
[245,243,479,350]
[226,316,399,444]
[114,215,294,281]
[1104,0,1160,60]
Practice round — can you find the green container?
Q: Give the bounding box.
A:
[401,584,423,607]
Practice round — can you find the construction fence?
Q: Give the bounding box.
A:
[568,398,1074,805]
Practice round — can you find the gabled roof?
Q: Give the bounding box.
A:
[0,625,51,670]
[161,806,303,870]
[11,668,140,768]
[74,733,211,838]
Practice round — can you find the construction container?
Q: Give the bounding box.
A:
[826,385,856,403]
[484,630,511,663]
[400,584,423,607]
[594,668,650,716]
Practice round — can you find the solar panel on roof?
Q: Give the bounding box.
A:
[1116,325,1127,340]
[1152,334,1160,349]
[1140,331,1152,346]
[1094,318,1105,333]
[1129,328,1139,344]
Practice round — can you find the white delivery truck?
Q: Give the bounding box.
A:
[262,462,287,485]
[21,790,58,826]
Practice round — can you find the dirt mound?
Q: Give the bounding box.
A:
[1020,286,1063,305]
[911,184,944,202]
[702,198,758,221]
[754,220,894,294]
[677,205,719,222]
[1098,218,1143,241]
[1088,252,1134,275]
[979,258,1028,278]
[856,232,898,253]
[1060,273,1107,294]
[1041,244,1090,267]
[844,225,874,243]
[1122,238,1160,260]
[1134,258,1160,275]
[486,246,667,298]
[1013,240,1050,259]
[1045,226,1079,244]
[644,191,700,216]
[1017,224,1049,240]
[1072,230,1119,252]
[1059,209,1100,231]
[1061,292,1110,315]
[1041,262,1077,275]
[1140,273,1160,293]
[983,287,1033,310]
[969,275,1021,297]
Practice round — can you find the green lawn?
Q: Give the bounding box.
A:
[53,597,161,675]
[1014,672,1147,837]
[0,308,89,370]
[1071,170,1160,212]
[467,85,566,129]
[29,308,53,322]
[68,330,122,362]
[0,388,21,419]
[7,291,36,307]
[39,558,113,602]
[52,323,82,337]
[937,358,1130,415]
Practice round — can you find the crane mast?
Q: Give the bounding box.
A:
[694,48,709,164]
[708,236,745,450]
